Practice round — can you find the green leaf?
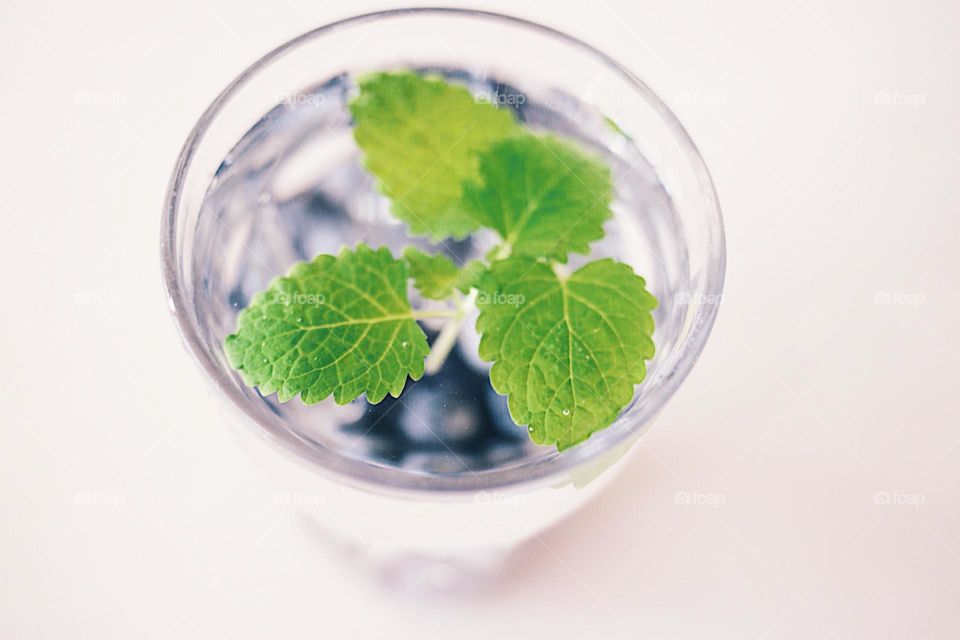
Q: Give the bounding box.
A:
[476,256,657,449]
[456,261,487,293]
[463,134,613,262]
[403,247,485,300]
[404,247,459,299]
[224,245,430,405]
[350,71,517,240]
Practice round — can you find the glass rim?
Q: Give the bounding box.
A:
[160,7,726,496]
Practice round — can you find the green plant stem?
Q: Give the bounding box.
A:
[411,308,459,320]
[422,241,511,374]
[551,260,570,281]
[423,288,478,374]
[490,241,512,261]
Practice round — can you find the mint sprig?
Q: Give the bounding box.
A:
[225,71,658,450]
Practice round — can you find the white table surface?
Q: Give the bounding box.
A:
[2,0,958,637]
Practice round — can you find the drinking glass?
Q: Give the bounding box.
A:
[161,8,725,587]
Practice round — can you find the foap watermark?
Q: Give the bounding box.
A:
[74,491,126,508]
[674,490,726,508]
[277,92,327,108]
[873,91,926,108]
[74,291,124,308]
[273,491,326,507]
[473,490,525,508]
[476,290,525,308]
[476,90,527,108]
[676,291,723,307]
[273,291,326,306]
[73,91,126,108]
[674,90,727,108]
[873,291,925,307]
[873,490,925,509]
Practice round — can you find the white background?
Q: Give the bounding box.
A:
[2,0,959,637]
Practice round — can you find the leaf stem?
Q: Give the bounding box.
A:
[490,241,512,261]
[423,288,478,374]
[420,240,510,374]
[411,308,459,320]
[551,260,570,281]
